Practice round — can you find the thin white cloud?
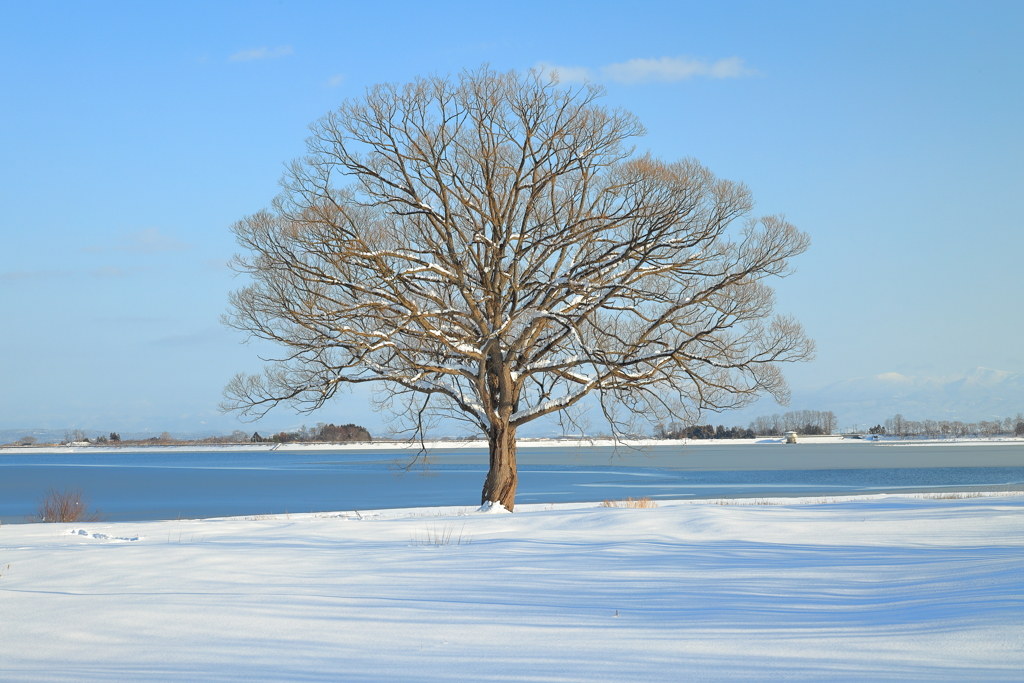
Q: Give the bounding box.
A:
[229,45,293,62]
[325,73,346,88]
[201,258,231,272]
[0,265,156,281]
[95,315,168,325]
[535,56,757,85]
[0,269,75,281]
[83,228,192,254]
[119,228,191,253]
[534,62,595,84]
[152,327,224,346]
[91,266,128,278]
[603,56,754,83]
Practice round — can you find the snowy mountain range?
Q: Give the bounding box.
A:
[789,367,1024,427]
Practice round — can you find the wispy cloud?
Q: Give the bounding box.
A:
[603,56,755,83]
[325,73,345,88]
[229,45,293,62]
[95,315,169,325]
[120,228,191,253]
[535,63,594,84]
[0,269,75,281]
[91,266,129,278]
[152,327,224,347]
[84,228,192,254]
[535,56,757,85]
[0,266,155,281]
[201,257,232,272]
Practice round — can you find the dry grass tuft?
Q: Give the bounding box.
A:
[33,487,102,523]
[410,522,472,546]
[601,497,658,508]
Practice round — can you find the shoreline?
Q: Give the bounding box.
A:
[3,434,1023,455]
[114,489,1024,523]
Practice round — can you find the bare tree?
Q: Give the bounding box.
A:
[886,413,907,438]
[222,67,814,510]
[63,428,88,444]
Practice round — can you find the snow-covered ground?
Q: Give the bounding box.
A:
[2,494,1022,682]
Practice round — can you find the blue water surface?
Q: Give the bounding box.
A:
[2,442,1022,522]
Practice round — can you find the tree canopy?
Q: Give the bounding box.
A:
[222,66,814,509]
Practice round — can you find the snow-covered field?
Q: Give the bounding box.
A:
[2,494,1022,682]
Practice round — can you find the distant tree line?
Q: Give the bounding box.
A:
[94,431,172,445]
[6,424,371,447]
[249,423,372,443]
[64,429,91,443]
[747,410,838,436]
[868,413,1024,439]
[654,409,839,439]
[654,423,756,440]
[92,432,121,443]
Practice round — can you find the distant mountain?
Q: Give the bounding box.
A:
[6,368,1022,443]
[792,367,1024,427]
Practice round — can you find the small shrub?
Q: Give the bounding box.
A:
[601,497,658,508]
[33,487,102,523]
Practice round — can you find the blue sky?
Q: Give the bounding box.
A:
[1,1,1021,436]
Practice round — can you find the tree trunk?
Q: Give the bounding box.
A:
[481,421,517,510]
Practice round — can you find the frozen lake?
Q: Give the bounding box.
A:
[2,441,1023,523]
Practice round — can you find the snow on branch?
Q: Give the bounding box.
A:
[224,66,813,450]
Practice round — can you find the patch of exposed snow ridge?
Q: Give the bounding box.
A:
[68,528,145,542]
[477,500,510,514]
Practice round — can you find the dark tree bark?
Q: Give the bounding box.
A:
[482,422,517,509]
